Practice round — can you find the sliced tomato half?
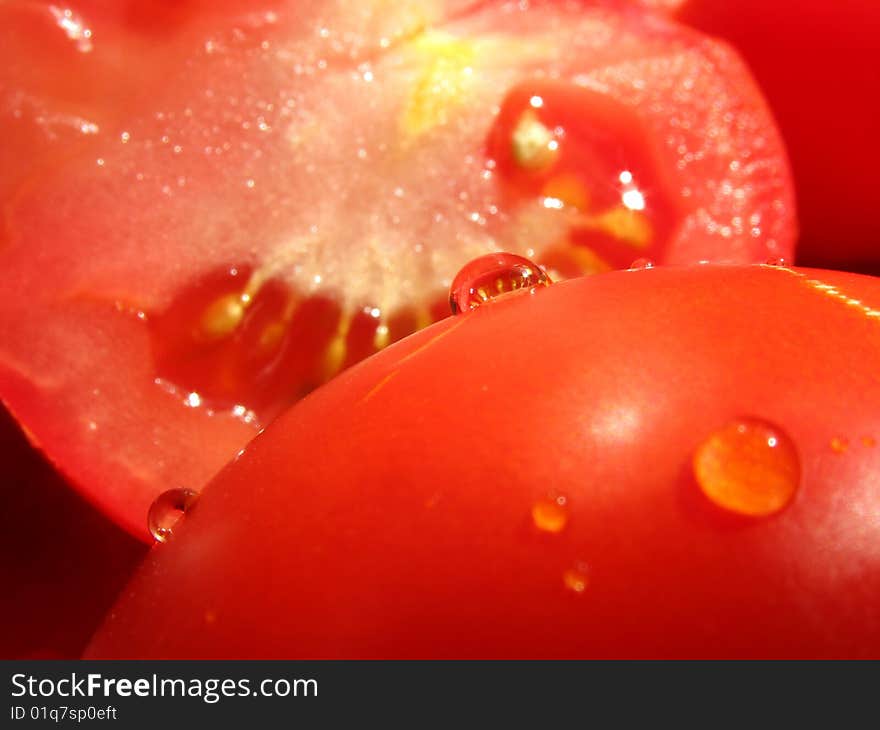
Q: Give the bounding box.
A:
[0,0,796,537]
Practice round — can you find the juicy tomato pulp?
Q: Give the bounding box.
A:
[486,81,680,276]
[87,265,880,658]
[0,0,796,538]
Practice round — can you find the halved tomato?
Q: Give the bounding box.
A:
[0,0,796,538]
[86,264,880,658]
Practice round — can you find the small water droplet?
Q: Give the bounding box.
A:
[764,257,788,267]
[449,253,551,314]
[693,418,800,517]
[628,258,654,270]
[531,493,568,533]
[148,488,199,543]
[563,564,589,594]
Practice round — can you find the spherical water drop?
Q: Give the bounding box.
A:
[531,494,568,533]
[449,253,551,315]
[764,257,788,267]
[148,488,199,543]
[628,258,654,270]
[693,418,800,517]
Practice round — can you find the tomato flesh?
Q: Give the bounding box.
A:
[0,1,796,538]
[487,80,680,273]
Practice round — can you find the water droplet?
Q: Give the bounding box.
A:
[531,494,568,533]
[693,418,800,517]
[148,488,199,543]
[830,436,849,453]
[628,258,654,270]
[449,253,551,314]
[764,257,788,267]
[563,564,589,594]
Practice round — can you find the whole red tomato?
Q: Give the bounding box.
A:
[87,265,880,658]
[0,0,796,541]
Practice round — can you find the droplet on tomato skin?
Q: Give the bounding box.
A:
[692,418,800,517]
[532,494,568,533]
[148,488,199,543]
[563,564,590,595]
[628,257,654,270]
[763,257,789,267]
[449,253,551,315]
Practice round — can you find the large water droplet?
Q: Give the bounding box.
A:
[148,488,200,543]
[692,418,800,517]
[449,253,551,314]
[531,493,568,533]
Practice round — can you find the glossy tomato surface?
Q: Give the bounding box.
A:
[0,0,795,540]
[87,265,880,658]
[680,0,880,271]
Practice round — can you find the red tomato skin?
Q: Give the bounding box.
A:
[679,0,880,272]
[87,265,880,659]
